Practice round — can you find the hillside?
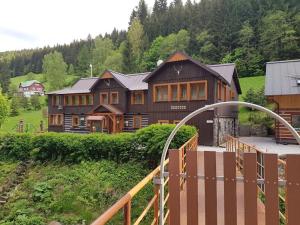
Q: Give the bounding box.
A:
[10,73,78,92]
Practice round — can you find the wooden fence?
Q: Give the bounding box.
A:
[90,134,198,225]
[226,135,295,225]
[91,134,300,225]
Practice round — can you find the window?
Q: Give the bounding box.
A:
[158,120,169,124]
[217,81,222,100]
[64,96,72,106]
[71,95,79,105]
[110,92,119,104]
[223,84,227,101]
[179,83,188,101]
[133,115,142,129]
[52,95,60,106]
[190,82,206,100]
[79,95,86,105]
[292,115,300,131]
[170,85,178,101]
[131,91,144,104]
[79,116,85,127]
[72,115,79,127]
[155,85,168,102]
[230,89,235,100]
[86,95,93,105]
[100,92,108,104]
[49,114,63,126]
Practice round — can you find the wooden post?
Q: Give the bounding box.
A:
[244,152,258,225]
[124,200,131,225]
[154,184,159,225]
[40,120,44,132]
[286,155,300,225]
[224,151,237,225]
[186,150,198,225]
[19,120,24,133]
[169,149,181,225]
[264,154,279,225]
[204,151,217,225]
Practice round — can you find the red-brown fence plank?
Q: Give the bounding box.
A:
[186,150,198,225]
[223,151,237,225]
[286,155,300,225]
[204,151,217,225]
[169,149,181,225]
[244,152,258,225]
[264,154,279,225]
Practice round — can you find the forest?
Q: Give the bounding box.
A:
[0,0,299,93]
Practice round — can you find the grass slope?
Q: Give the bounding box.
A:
[1,108,48,133]
[0,161,18,185]
[239,75,265,100]
[238,75,266,124]
[0,161,149,225]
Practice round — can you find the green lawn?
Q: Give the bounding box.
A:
[238,75,266,124]
[0,108,48,133]
[239,75,265,100]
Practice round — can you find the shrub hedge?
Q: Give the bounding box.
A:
[0,124,197,165]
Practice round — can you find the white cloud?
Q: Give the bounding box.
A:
[0,0,159,52]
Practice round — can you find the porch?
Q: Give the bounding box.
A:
[87,104,124,134]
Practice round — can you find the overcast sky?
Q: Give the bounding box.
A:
[0,0,164,52]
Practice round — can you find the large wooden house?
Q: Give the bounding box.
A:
[47,52,241,146]
[265,59,300,144]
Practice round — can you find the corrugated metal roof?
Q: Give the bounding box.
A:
[265,59,300,96]
[20,80,41,87]
[208,63,235,84]
[109,70,149,90]
[47,77,98,94]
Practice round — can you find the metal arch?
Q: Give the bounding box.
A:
[159,101,300,225]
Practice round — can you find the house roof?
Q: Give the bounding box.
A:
[143,51,230,85]
[20,80,42,88]
[47,77,99,95]
[208,63,242,94]
[265,59,300,96]
[108,70,149,90]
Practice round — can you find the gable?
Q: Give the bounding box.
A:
[166,52,189,63]
[143,51,229,85]
[101,71,114,79]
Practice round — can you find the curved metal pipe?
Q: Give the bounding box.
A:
[159,101,300,225]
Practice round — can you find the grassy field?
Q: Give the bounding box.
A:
[238,76,266,124]
[0,108,48,133]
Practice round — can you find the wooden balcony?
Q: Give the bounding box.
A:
[91,135,299,225]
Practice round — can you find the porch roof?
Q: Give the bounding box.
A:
[86,115,105,121]
[89,104,123,115]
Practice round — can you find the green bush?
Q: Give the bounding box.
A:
[0,124,196,164]
[134,124,197,166]
[0,133,33,160]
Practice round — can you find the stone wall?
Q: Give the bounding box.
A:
[213,117,238,146]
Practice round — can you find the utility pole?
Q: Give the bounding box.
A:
[89,64,93,77]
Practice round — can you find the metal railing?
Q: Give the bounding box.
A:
[90,134,198,225]
[226,135,287,223]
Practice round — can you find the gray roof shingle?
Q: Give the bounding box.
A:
[109,70,149,91]
[208,63,236,84]
[47,77,98,94]
[265,59,300,96]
